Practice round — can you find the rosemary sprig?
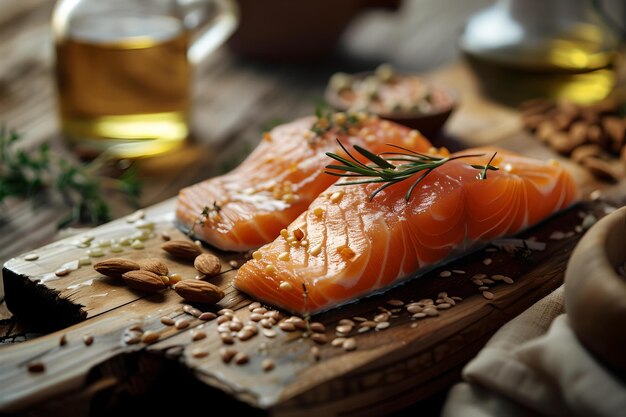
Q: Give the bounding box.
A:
[0,127,141,228]
[324,140,499,201]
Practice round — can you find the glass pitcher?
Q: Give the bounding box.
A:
[460,0,624,105]
[52,0,238,158]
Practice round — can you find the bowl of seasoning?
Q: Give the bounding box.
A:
[325,64,457,137]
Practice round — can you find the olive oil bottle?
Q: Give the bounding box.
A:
[461,1,621,105]
[55,15,191,158]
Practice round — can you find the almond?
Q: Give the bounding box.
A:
[582,158,620,182]
[173,280,224,304]
[138,258,169,276]
[94,258,140,278]
[571,145,604,165]
[122,270,167,292]
[194,253,221,276]
[162,240,202,260]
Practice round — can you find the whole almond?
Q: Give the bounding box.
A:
[138,258,169,276]
[601,116,625,153]
[582,158,620,182]
[173,280,224,303]
[94,258,140,278]
[571,144,603,164]
[162,240,202,260]
[122,270,167,292]
[194,253,221,276]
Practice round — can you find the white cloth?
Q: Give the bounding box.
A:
[442,286,626,417]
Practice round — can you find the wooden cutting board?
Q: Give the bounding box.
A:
[0,133,622,416]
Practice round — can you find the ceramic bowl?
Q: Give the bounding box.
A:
[324,71,456,138]
[565,206,626,372]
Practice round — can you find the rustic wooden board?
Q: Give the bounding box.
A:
[2,133,622,415]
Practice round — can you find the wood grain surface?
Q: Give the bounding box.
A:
[2,1,625,415]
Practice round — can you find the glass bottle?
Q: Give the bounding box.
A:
[461,0,623,105]
[52,0,238,158]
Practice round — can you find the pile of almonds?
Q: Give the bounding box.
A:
[521,98,626,181]
[93,239,224,304]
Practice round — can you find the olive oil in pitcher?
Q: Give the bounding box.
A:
[55,14,191,157]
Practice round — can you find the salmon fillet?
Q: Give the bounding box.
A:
[234,148,578,313]
[176,115,432,251]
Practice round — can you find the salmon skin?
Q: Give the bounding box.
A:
[176,115,432,251]
[234,148,578,314]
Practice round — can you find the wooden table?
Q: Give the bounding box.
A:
[1,1,619,415]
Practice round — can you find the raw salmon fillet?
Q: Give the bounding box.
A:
[176,115,432,251]
[234,148,577,313]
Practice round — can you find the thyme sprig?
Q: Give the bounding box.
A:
[324,140,499,201]
[0,127,141,228]
[188,201,221,237]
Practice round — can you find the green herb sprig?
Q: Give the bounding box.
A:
[0,127,141,228]
[310,103,362,138]
[324,140,499,201]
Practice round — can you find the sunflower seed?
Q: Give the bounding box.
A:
[439,270,452,277]
[482,291,494,300]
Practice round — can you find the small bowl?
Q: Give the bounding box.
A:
[324,70,457,138]
[565,206,626,372]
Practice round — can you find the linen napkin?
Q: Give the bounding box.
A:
[442,285,626,417]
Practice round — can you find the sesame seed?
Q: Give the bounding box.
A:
[234,352,249,365]
[279,281,292,290]
[278,252,290,261]
[412,312,427,319]
[503,276,514,284]
[78,257,91,266]
[483,258,493,265]
[87,249,104,257]
[191,349,209,359]
[329,191,344,203]
[342,338,357,351]
[262,359,275,372]
[452,269,466,274]
[264,264,276,274]
[220,348,237,363]
[387,299,404,306]
[175,318,190,329]
[309,243,322,256]
[252,251,263,261]
[55,267,70,277]
[130,240,144,249]
[110,244,123,253]
[168,273,182,284]
[142,331,160,344]
[439,270,452,277]
[376,322,390,330]
[160,316,175,326]
[263,329,277,338]
[28,362,45,373]
[482,291,494,300]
